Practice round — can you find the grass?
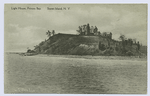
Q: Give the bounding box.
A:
[4,53,147,94]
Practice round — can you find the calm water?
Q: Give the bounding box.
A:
[4,54,147,94]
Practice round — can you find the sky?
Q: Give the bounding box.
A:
[4,4,147,52]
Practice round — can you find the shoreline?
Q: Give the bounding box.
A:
[5,52,147,61]
[37,54,147,61]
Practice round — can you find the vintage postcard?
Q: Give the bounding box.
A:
[4,4,147,94]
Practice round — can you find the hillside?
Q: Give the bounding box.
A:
[31,33,147,56]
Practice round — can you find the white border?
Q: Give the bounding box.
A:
[1,0,149,96]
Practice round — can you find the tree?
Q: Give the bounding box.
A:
[52,30,55,36]
[128,38,133,46]
[46,30,51,38]
[39,41,45,46]
[110,32,112,39]
[119,35,126,53]
[87,23,90,35]
[76,26,82,35]
[34,45,38,49]
[27,47,34,53]
[94,26,98,33]
[119,35,126,41]
[137,41,140,50]
[107,39,110,47]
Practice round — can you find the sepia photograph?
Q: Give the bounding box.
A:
[4,4,147,94]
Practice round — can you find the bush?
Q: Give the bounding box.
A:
[126,51,134,56]
[27,49,35,53]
